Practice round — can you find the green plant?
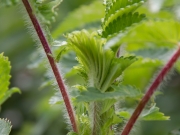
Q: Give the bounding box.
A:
[1,0,180,135]
[0,53,20,134]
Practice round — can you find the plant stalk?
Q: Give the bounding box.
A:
[22,0,78,132]
[121,46,180,135]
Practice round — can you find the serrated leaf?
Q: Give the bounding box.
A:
[0,119,12,135]
[76,85,142,102]
[104,0,145,20]
[102,12,146,37]
[141,104,170,120]
[0,54,11,99]
[0,53,20,106]
[52,1,104,38]
[102,0,146,34]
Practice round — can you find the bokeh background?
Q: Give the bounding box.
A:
[0,0,180,135]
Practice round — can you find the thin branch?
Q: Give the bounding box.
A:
[21,0,78,132]
[121,45,180,135]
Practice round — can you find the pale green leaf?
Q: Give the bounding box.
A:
[123,20,180,51]
[67,132,78,135]
[107,20,180,52]
[141,104,170,120]
[66,30,137,92]
[1,0,19,7]
[118,111,131,119]
[0,53,20,106]
[122,59,162,90]
[0,118,12,135]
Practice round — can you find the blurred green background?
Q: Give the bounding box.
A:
[0,0,180,135]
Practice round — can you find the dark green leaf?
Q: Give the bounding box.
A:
[76,85,142,102]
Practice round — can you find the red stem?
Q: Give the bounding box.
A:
[121,46,180,135]
[22,0,78,132]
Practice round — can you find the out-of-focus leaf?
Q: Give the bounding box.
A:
[52,1,104,38]
[141,104,170,120]
[0,87,20,105]
[124,20,180,51]
[122,59,162,90]
[33,0,63,25]
[67,132,78,135]
[108,20,180,52]
[0,118,12,135]
[1,0,19,8]
[132,48,174,61]
[169,128,180,135]
[118,111,131,119]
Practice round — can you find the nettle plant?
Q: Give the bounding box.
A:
[1,0,180,135]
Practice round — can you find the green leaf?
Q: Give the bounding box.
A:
[1,0,19,7]
[104,0,145,20]
[123,20,180,50]
[106,20,180,52]
[32,0,63,25]
[118,111,131,119]
[67,132,78,135]
[141,104,170,120]
[0,53,11,99]
[52,1,104,38]
[122,59,162,90]
[66,30,137,92]
[169,128,180,135]
[0,118,12,135]
[102,0,146,37]
[132,47,174,61]
[76,85,142,102]
[102,12,146,37]
[0,87,21,105]
[0,53,20,105]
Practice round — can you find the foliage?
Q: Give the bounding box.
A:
[0,53,20,105]
[0,53,20,135]
[0,119,12,135]
[2,0,180,135]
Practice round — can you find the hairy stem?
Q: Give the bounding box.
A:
[92,102,100,135]
[121,46,180,135]
[22,0,78,132]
